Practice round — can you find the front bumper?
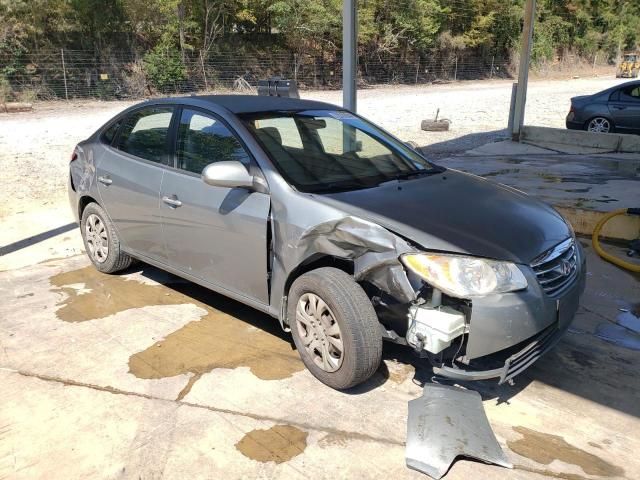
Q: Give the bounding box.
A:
[432,242,586,384]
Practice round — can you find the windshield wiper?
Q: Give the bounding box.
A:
[307,182,376,194]
[384,167,444,183]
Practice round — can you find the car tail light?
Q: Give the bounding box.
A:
[70,150,78,162]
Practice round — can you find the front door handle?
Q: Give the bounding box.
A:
[613,106,627,110]
[98,175,113,186]
[162,195,183,208]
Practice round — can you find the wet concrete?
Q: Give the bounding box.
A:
[1,240,637,478]
[439,152,640,212]
[592,300,640,351]
[50,265,304,397]
[594,323,640,351]
[508,426,624,478]
[234,425,308,464]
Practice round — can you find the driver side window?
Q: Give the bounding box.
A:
[177,109,251,174]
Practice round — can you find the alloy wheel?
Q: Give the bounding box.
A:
[85,213,109,263]
[295,293,344,372]
[587,117,611,133]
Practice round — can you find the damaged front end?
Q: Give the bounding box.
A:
[272,208,585,387]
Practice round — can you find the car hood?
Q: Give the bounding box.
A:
[312,169,571,264]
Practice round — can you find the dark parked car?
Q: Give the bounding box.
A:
[69,95,585,390]
[567,80,640,134]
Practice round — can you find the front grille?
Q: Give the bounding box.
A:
[531,238,578,297]
[501,323,560,383]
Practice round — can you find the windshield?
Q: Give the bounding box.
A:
[240,109,442,193]
[624,55,637,62]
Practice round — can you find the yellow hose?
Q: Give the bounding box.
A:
[592,208,640,272]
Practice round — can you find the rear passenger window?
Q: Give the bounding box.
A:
[101,120,122,145]
[177,109,251,174]
[621,86,640,102]
[116,107,173,163]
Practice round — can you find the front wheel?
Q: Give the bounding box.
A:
[288,267,383,390]
[586,117,613,134]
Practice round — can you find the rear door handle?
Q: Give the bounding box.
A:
[98,175,112,185]
[612,106,627,110]
[162,195,182,208]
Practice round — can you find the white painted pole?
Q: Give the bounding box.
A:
[511,0,536,140]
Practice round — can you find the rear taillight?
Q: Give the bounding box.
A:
[70,150,78,162]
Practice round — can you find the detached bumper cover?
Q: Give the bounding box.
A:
[406,384,512,479]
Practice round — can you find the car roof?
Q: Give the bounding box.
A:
[160,94,341,114]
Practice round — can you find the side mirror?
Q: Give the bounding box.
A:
[202,161,257,190]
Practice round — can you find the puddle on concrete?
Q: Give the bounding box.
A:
[508,426,624,478]
[50,266,188,322]
[235,425,308,464]
[594,323,640,351]
[592,301,640,351]
[617,302,640,334]
[50,266,304,395]
[568,349,596,368]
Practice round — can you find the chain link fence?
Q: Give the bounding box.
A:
[1,49,515,101]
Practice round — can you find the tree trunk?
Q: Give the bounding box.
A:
[178,2,186,63]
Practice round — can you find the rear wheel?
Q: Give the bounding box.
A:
[586,117,613,134]
[81,202,132,273]
[288,267,382,390]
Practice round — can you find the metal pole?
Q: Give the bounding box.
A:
[342,0,357,112]
[490,55,495,79]
[511,0,536,140]
[507,83,518,133]
[61,48,69,101]
[454,55,458,81]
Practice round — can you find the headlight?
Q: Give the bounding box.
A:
[401,253,527,298]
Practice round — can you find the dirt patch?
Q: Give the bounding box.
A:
[235,425,308,464]
[385,361,415,384]
[508,426,624,477]
[49,266,304,395]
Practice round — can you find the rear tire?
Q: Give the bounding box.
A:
[585,116,613,134]
[80,202,132,273]
[288,267,382,390]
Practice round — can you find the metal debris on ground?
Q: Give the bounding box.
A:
[406,383,512,479]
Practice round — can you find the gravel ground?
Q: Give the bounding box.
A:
[0,75,629,220]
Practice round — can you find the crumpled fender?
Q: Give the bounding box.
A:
[295,216,417,303]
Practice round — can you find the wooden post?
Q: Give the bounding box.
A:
[490,55,495,79]
[61,48,69,101]
[415,57,420,84]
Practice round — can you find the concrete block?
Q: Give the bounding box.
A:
[521,126,640,154]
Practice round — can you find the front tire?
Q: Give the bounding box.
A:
[81,202,132,273]
[288,267,383,390]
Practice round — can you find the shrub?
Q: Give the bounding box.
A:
[0,76,12,103]
[143,47,186,93]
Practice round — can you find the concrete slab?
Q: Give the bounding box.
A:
[1,239,638,479]
[439,151,640,213]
